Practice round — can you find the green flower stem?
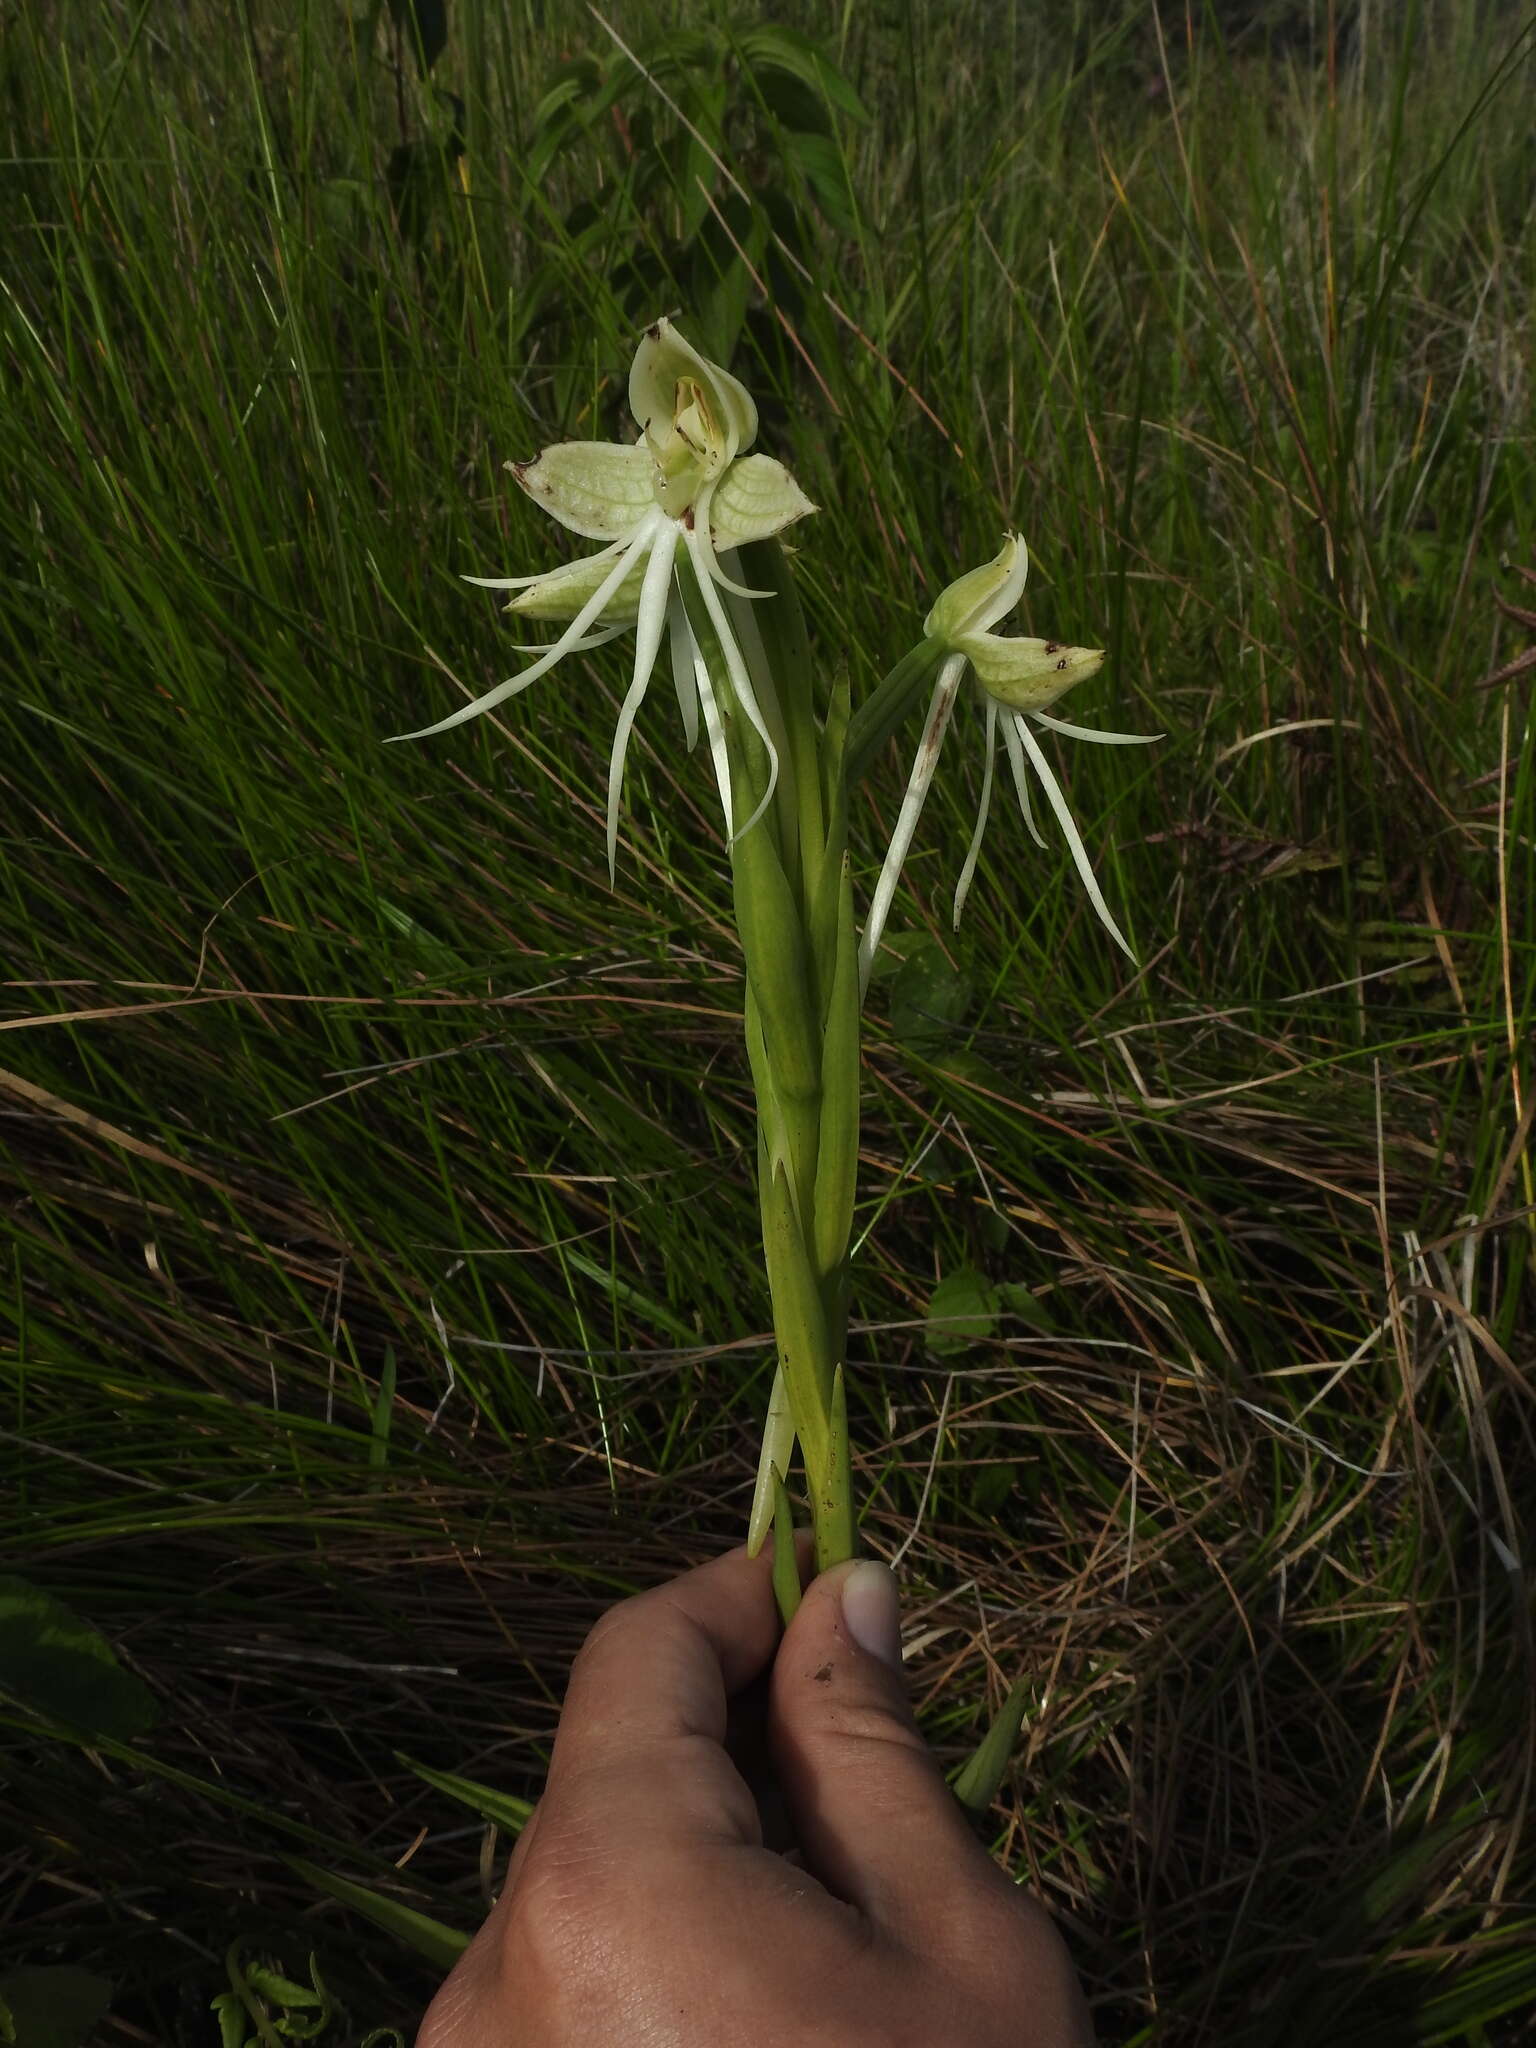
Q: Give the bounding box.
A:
[680,549,860,1578]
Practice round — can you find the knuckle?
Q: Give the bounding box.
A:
[933,1891,1089,2034]
[499,1821,618,1991]
[571,1593,639,1669]
[810,1693,933,1763]
[414,1993,460,2048]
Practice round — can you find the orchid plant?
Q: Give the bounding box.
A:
[397,319,1153,1607]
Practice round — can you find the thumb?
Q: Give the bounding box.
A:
[770,1557,1011,1948]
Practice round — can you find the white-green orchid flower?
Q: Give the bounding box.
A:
[393,319,815,876]
[860,535,1158,990]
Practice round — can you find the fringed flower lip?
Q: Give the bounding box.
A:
[859,534,1160,992]
[389,319,816,878]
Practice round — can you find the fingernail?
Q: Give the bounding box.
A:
[840,1560,902,1669]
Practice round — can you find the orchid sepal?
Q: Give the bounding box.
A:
[509,442,658,540]
[960,633,1104,711]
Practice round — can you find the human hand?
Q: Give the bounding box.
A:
[418,1544,1093,2047]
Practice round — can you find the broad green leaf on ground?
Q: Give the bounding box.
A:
[0,1577,157,1739]
[890,936,972,1048]
[0,1967,112,2048]
[924,1265,999,1357]
[996,1280,1055,1328]
[970,1462,1017,1515]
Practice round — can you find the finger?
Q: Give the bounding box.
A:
[542,1540,784,1850]
[770,1558,1016,1948]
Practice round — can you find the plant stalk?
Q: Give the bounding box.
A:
[683,543,860,1582]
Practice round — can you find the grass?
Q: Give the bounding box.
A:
[2,0,1534,2038]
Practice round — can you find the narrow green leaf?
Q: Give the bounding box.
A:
[818,674,851,835]
[368,1345,396,1478]
[563,1249,701,1345]
[743,983,787,1185]
[814,1363,856,1570]
[1416,1940,1536,2036]
[843,640,945,788]
[770,1466,802,1626]
[732,814,819,1102]
[760,1160,832,1487]
[807,684,849,1025]
[951,1676,1031,1817]
[1358,1820,1478,1925]
[396,1754,534,1835]
[0,1575,157,1740]
[738,539,822,894]
[747,1361,797,1558]
[285,1860,469,1971]
[812,857,860,1279]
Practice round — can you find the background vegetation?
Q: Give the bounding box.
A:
[2,0,1533,2039]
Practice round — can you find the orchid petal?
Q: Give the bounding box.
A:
[857,653,967,996]
[604,520,678,881]
[1001,711,1047,849]
[692,497,771,599]
[685,527,780,847]
[668,599,700,752]
[709,454,817,551]
[461,530,632,590]
[393,515,660,741]
[629,318,757,460]
[504,543,651,624]
[981,532,1030,627]
[506,624,629,655]
[953,696,997,930]
[1012,716,1135,960]
[923,534,1028,642]
[1030,709,1163,745]
[693,652,734,840]
[509,442,657,540]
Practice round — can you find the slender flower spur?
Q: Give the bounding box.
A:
[859,536,1159,990]
[390,319,815,876]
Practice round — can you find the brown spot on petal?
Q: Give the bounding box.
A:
[1044,641,1060,654]
[812,1662,834,1684]
[1056,658,1069,670]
